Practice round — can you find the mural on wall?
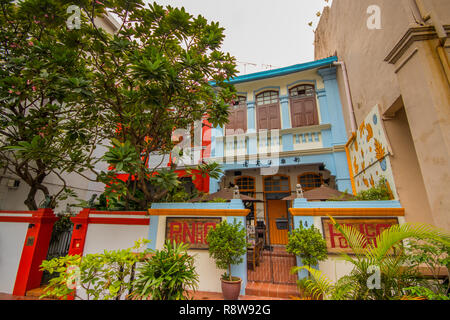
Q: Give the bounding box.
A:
[346,105,397,199]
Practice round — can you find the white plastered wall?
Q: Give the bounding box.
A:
[0,221,28,293]
[155,215,226,293]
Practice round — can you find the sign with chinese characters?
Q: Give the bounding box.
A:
[321,217,399,254]
[165,217,221,249]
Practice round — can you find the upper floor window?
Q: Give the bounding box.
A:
[256,90,279,105]
[226,96,247,135]
[256,91,281,130]
[298,172,323,191]
[289,84,315,98]
[233,95,247,107]
[289,84,319,128]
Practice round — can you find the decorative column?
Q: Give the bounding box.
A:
[246,101,258,155]
[13,208,58,296]
[280,95,294,152]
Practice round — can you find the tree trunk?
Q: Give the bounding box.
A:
[24,185,38,210]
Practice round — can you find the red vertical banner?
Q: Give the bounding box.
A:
[13,208,58,296]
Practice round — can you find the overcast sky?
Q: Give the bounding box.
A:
[148,0,332,75]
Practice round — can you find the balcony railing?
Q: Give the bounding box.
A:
[214,124,330,161]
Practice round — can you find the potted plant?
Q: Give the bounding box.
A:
[207,219,247,300]
[286,221,328,298]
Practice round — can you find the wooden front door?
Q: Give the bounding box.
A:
[266,200,289,245]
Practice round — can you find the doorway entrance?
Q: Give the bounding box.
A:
[266,199,288,245]
[246,175,297,285]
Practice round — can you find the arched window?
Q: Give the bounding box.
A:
[256,90,279,106]
[298,173,323,191]
[289,84,318,128]
[289,84,315,98]
[233,95,247,106]
[256,91,281,130]
[264,175,290,192]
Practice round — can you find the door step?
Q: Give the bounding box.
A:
[26,287,56,299]
[245,281,300,299]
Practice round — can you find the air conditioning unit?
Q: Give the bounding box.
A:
[7,179,20,189]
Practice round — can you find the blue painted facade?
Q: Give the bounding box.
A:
[210,57,352,198]
[208,57,353,195]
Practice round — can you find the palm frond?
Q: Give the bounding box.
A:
[292,265,332,300]
[367,223,450,262]
[328,216,369,259]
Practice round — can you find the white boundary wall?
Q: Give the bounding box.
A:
[76,215,149,300]
[154,215,225,293]
[0,213,31,293]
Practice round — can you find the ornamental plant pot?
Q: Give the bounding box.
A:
[221,277,242,300]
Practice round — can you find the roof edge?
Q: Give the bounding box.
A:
[211,56,338,86]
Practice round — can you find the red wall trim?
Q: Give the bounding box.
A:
[90,210,148,216]
[0,210,36,214]
[88,217,150,225]
[0,216,35,223]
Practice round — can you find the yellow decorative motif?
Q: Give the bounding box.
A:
[353,157,359,173]
[363,177,369,187]
[365,123,373,142]
[359,121,366,139]
[374,138,386,161]
[386,180,394,200]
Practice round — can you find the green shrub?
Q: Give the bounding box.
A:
[207,219,247,281]
[40,239,151,300]
[354,177,392,201]
[286,221,328,279]
[131,241,199,300]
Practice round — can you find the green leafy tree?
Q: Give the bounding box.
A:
[286,221,328,279]
[0,0,103,209]
[131,241,199,300]
[71,1,236,209]
[207,219,247,281]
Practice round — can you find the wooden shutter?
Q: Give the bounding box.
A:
[257,105,268,130]
[268,103,281,130]
[257,103,280,130]
[290,97,318,127]
[225,108,236,135]
[226,105,247,135]
[235,107,247,133]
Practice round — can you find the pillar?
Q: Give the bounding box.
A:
[13,208,58,296]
